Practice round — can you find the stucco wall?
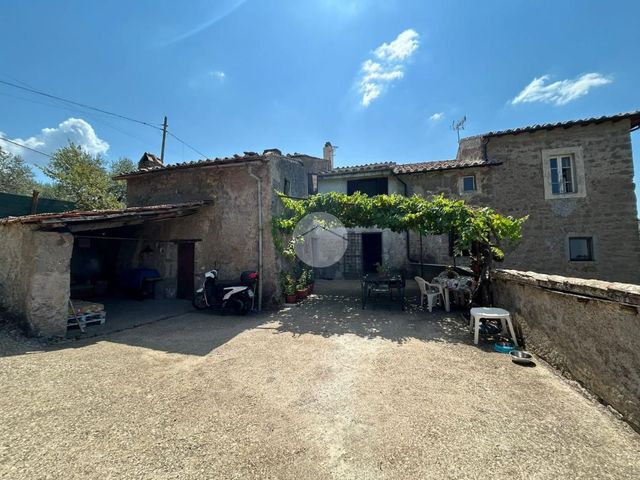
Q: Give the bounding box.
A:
[493,269,640,431]
[126,163,279,303]
[316,173,408,276]
[0,224,72,337]
[125,155,328,306]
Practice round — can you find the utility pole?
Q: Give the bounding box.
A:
[160,116,168,163]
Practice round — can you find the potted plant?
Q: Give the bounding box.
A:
[282,274,297,304]
[299,268,312,295]
[296,279,308,300]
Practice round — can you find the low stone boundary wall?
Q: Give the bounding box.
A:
[492,269,640,431]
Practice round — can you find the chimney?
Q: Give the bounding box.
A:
[138,152,163,170]
[323,142,334,170]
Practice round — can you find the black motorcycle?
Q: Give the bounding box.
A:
[192,270,257,315]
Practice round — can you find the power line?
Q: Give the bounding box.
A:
[0,135,51,158]
[166,131,208,158]
[0,79,163,131]
[0,77,210,161]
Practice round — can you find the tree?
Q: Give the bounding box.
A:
[0,147,36,195]
[109,157,135,205]
[42,143,122,210]
[273,191,527,306]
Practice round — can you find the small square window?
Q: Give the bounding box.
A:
[569,237,594,261]
[462,175,476,192]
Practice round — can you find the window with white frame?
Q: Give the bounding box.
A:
[462,175,476,192]
[549,155,576,194]
[568,236,594,262]
[541,147,586,200]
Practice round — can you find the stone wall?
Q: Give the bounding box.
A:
[493,269,640,431]
[127,162,279,304]
[126,155,327,306]
[485,121,639,283]
[0,224,73,337]
[401,120,640,284]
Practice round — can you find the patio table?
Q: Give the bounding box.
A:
[432,276,476,312]
[361,273,405,310]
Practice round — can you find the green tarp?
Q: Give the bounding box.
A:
[0,192,75,218]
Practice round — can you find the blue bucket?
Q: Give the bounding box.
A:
[494,341,516,354]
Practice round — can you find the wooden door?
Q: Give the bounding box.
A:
[177,242,195,299]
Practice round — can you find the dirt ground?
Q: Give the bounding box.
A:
[1,285,640,479]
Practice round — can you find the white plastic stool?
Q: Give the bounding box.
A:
[469,307,518,347]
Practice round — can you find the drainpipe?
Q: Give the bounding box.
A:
[393,173,422,275]
[248,166,263,311]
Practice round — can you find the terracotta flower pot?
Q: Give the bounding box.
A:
[285,294,297,304]
[296,289,307,300]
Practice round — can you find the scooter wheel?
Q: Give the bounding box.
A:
[223,298,247,316]
[192,293,208,310]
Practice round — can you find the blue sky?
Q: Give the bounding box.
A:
[1,0,639,195]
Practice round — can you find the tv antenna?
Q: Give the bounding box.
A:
[451,116,467,142]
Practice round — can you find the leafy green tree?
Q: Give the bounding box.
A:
[274,191,528,306]
[109,157,135,205]
[0,147,37,195]
[42,143,122,210]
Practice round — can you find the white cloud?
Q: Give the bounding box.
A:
[374,29,419,61]
[511,73,612,106]
[0,118,109,166]
[429,112,444,121]
[209,70,226,80]
[358,29,420,107]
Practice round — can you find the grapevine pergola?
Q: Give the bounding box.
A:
[273,192,527,305]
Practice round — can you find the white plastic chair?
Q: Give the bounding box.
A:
[414,276,445,312]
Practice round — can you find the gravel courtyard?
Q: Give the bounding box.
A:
[1,287,639,479]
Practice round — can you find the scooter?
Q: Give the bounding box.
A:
[192,270,257,315]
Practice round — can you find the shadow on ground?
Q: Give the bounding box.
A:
[1,279,493,358]
[268,293,477,346]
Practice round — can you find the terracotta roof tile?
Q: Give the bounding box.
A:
[481,110,640,138]
[319,162,396,176]
[393,158,500,174]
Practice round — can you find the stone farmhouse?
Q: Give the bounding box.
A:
[317,111,640,284]
[0,110,638,337]
[0,150,329,336]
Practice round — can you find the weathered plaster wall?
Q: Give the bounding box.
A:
[126,158,318,305]
[0,224,72,337]
[127,162,275,300]
[316,173,408,276]
[402,167,487,268]
[493,269,640,431]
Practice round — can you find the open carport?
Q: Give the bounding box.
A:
[0,202,206,337]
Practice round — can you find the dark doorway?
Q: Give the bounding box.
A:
[362,233,382,274]
[177,242,195,299]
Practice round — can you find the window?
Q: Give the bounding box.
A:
[541,147,586,200]
[568,237,594,262]
[549,156,575,194]
[347,177,388,196]
[462,175,476,192]
[308,173,318,195]
[283,178,291,196]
